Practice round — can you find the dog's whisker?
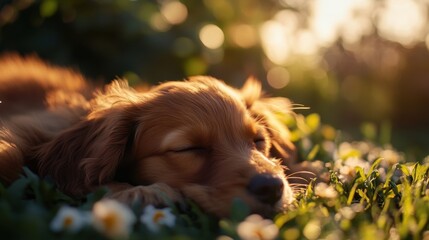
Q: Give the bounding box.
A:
[287,176,310,181]
[290,183,308,188]
[287,177,310,184]
[287,170,316,177]
[291,103,310,110]
[290,186,307,194]
[280,165,291,171]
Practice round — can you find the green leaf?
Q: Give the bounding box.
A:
[355,166,367,182]
[40,0,58,18]
[219,219,234,234]
[307,144,320,161]
[398,164,411,176]
[369,158,382,173]
[230,198,250,222]
[7,177,30,200]
[22,167,39,182]
[411,163,429,182]
[347,182,359,205]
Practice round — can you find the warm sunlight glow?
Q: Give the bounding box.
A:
[267,66,290,89]
[309,0,374,46]
[310,0,347,46]
[259,9,320,62]
[160,1,188,25]
[293,30,319,55]
[376,0,426,46]
[199,24,225,49]
[259,0,428,63]
[260,20,290,64]
[228,24,258,48]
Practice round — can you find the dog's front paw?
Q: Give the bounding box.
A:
[106,182,182,207]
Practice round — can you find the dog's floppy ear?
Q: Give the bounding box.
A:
[240,76,262,108]
[241,77,297,164]
[36,80,140,196]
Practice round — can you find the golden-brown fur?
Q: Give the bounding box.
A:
[0,54,300,217]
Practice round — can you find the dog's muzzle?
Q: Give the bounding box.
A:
[247,173,284,205]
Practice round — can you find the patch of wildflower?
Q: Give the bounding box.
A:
[314,182,338,199]
[47,201,179,239]
[236,214,279,240]
[140,205,176,232]
[92,199,136,238]
[50,205,89,233]
[331,142,404,183]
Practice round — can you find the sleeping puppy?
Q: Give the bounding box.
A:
[0,54,300,217]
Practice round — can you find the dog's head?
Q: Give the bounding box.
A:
[38,76,297,217]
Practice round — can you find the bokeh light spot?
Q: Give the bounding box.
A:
[160,1,188,25]
[260,20,290,64]
[228,24,258,48]
[376,0,426,46]
[293,30,319,55]
[267,66,290,89]
[199,24,225,49]
[309,0,374,46]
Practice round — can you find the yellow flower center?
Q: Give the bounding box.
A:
[254,229,264,240]
[63,216,74,228]
[152,211,165,223]
[103,213,118,230]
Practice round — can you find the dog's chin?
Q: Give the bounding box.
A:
[244,194,294,218]
[236,200,276,218]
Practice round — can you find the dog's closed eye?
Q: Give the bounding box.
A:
[253,138,266,151]
[170,146,207,154]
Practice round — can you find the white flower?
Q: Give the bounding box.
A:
[335,142,361,160]
[389,227,401,240]
[50,205,88,233]
[380,148,402,166]
[334,206,356,221]
[322,140,336,156]
[236,214,279,240]
[334,156,370,183]
[92,199,136,238]
[314,182,338,199]
[140,205,176,232]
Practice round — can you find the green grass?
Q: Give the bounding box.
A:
[1,113,428,240]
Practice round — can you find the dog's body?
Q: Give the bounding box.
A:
[0,54,300,217]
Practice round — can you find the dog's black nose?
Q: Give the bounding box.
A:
[247,174,284,205]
